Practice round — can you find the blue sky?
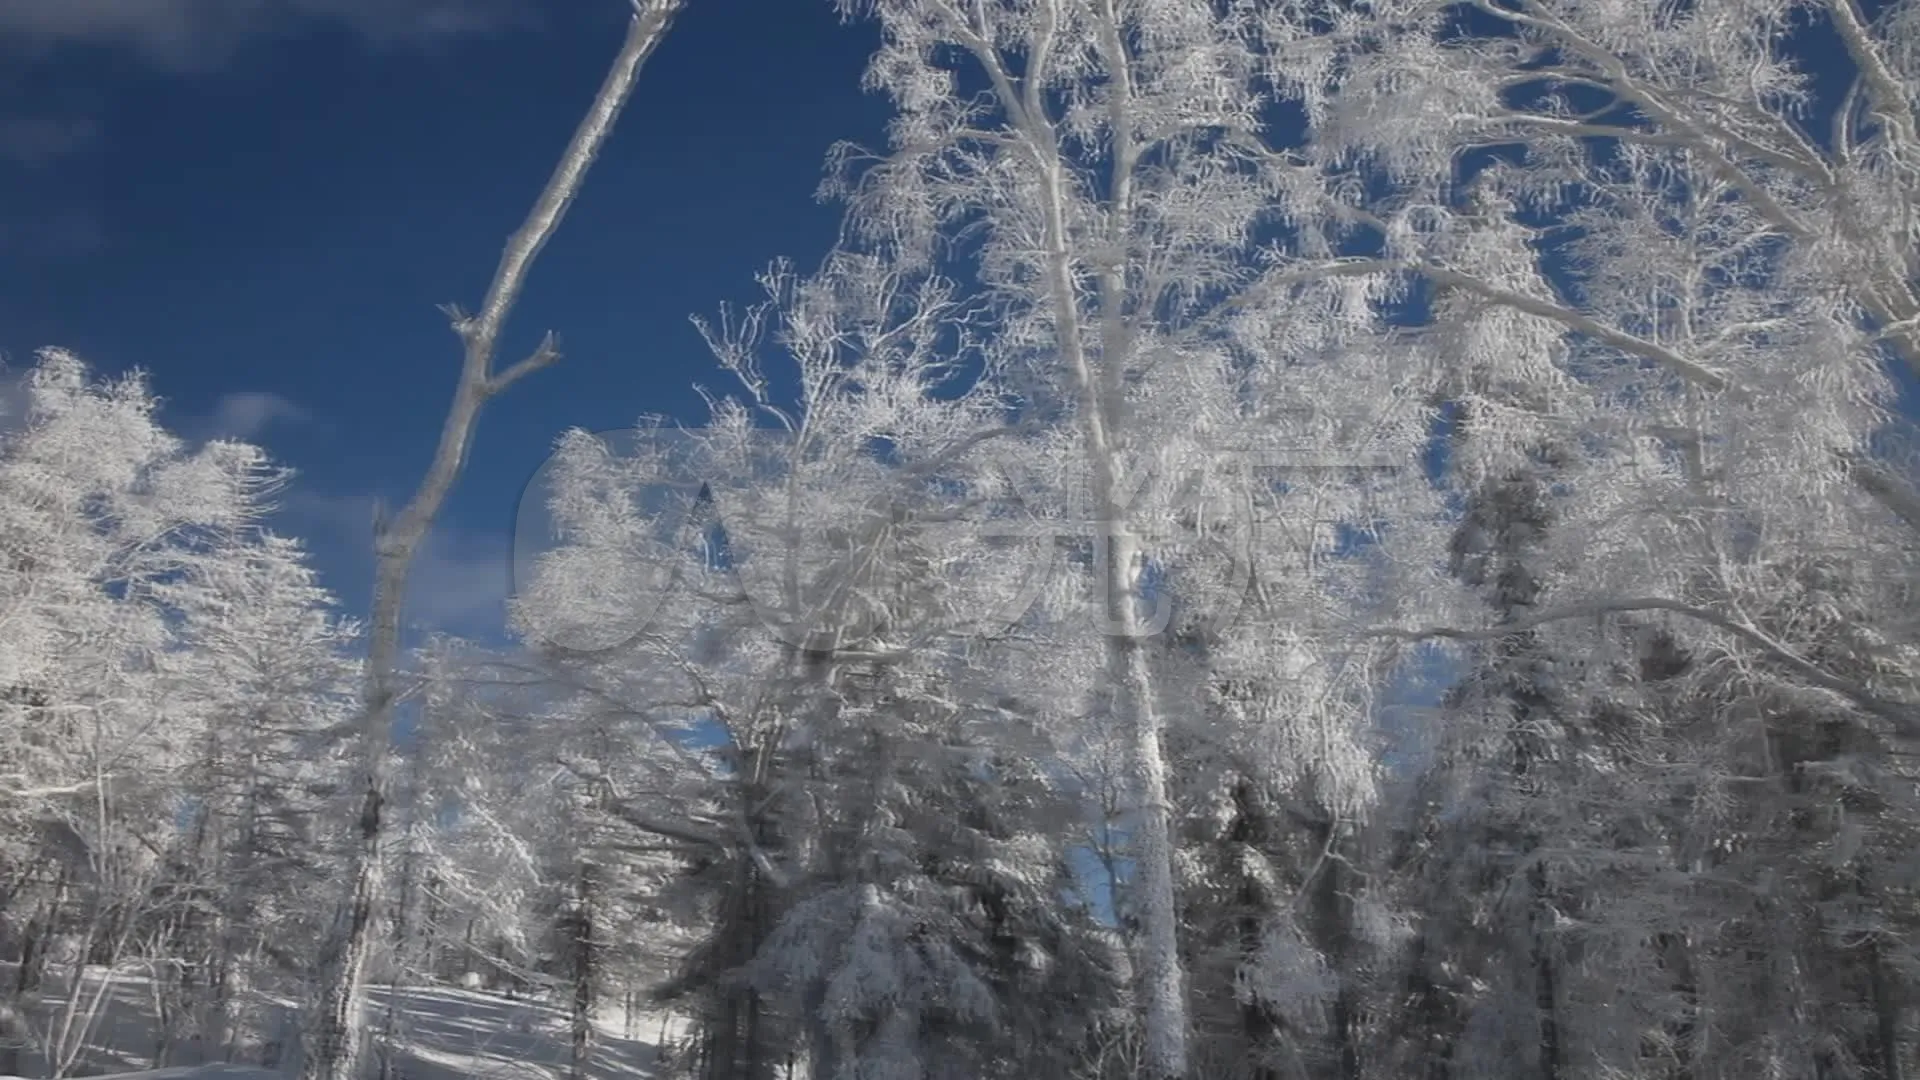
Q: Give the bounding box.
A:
[4,1,1913,650]
[0,0,886,639]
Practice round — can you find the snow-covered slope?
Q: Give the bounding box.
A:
[3,1060,280,1068]
[0,965,689,1079]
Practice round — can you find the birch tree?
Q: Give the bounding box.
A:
[820,2,1456,1071]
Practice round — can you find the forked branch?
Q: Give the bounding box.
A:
[302,5,685,1080]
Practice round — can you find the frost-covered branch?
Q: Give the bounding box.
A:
[1373,597,1918,736]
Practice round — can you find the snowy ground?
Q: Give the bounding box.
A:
[1,965,689,1079]
[1,1060,278,1068]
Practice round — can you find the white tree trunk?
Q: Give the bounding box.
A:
[1036,140,1191,1080]
[298,6,683,1078]
[1108,535,1189,1080]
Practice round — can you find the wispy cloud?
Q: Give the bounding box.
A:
[0,112,95,168]
[0,1,522,267]
[279,488,517,640]
[0,0,525,68]
[406,526,518,635]
[202,390,314,443]
[0,365,32,437]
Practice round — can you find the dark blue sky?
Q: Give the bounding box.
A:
[4,2,1912,645]
[0,1,886,638]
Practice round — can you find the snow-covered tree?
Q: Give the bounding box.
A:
[0,349,355,1076]
[1319,1,1920,1074]
[817,2,1458,1070]
[512,244,1057,1080]
[153,532,360,1064]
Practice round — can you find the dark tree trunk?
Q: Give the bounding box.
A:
[569,861,598,1080]
[1528,860,1562,1080]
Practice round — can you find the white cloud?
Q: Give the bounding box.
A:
[406,527,517,633]
[0,365,32,437]
[204,390,312,442]
[0,0,524,67]
[279,488,516,638]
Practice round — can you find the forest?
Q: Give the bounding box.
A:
[2,0,1918,1078]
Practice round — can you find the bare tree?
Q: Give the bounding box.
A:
[298,4,686,1078]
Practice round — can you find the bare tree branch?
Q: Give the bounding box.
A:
[301,6,685,1080]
